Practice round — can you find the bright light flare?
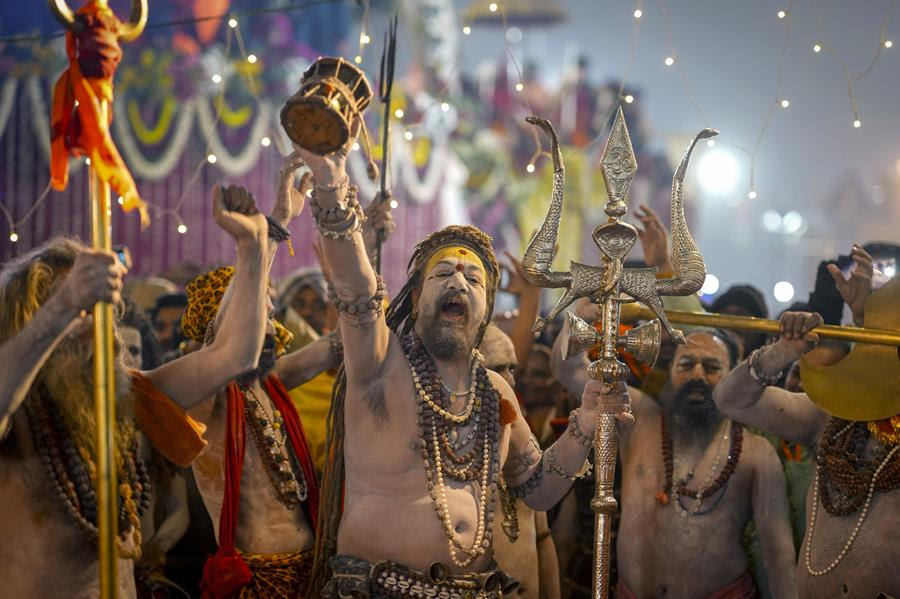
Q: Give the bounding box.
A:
[700,274,720,295]
[774,281,795,303]
[696,148,740,195]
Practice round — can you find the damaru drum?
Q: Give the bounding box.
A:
[280,56,373,154]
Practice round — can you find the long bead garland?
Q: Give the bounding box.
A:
[402,333,501,568]
[25,390,151,558]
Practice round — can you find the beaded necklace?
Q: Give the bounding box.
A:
[657,415,743,516]
[816,418,900,517]
[25,390,151,558]
[805,421,900,576]
[241,385,308,509]
[402,333,501,567]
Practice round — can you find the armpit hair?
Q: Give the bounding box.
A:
[361,363,389,423]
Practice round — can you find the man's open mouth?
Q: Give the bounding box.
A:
[440,295,468,320]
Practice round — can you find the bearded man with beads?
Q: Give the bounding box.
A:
[714,245,900,599]
[296,130,619,598]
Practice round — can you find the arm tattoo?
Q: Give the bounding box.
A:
[505,436,542,477]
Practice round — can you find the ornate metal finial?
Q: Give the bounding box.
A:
[599,107,637,218]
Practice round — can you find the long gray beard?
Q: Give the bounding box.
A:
[37,335,135,456]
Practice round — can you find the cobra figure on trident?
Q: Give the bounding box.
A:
[521,108,715,599]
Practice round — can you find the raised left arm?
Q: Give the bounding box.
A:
[502,375,631,511]
[144,187,268,408]
[750,436,798,599]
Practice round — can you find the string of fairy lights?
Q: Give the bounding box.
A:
[0,0,897,244]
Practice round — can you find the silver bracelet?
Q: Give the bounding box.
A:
[327,276,386,328]
[546,445,593,481]
[748,347,783,386]
[567,410,594,448]
[314,174,349,193]
[311,186,366,240]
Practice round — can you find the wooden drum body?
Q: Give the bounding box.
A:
[280,57,373,154]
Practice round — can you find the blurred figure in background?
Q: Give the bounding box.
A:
[710,284,769,355]
[150,293,188,356]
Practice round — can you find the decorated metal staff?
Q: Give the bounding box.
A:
[47,1,148,596]
[374,14,398,274]
[521,109,714,599]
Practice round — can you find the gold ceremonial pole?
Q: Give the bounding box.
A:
[624,306,900,346]
[90,100,118,599]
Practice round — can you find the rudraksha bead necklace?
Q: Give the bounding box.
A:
[25,390,151,558]
[657,414,743,516]
[402,333,501,567]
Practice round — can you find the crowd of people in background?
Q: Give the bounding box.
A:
[1,146,898,598]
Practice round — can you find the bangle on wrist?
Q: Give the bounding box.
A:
[748,347,783,386]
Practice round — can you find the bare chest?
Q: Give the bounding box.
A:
[0,422,137,597]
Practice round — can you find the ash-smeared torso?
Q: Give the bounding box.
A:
[797,429,900,599]
[338,335,511,575]
[616,397,764,599]
[0,410,138,599]
[190,381,314,555]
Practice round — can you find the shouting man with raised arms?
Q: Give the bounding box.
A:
[297,129,623,598]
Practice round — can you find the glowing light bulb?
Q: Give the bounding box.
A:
[9,232,18,243]
[463,26,471,35]
[664,56,675,66]
[177,223,188,234]
[441,102,450,112]
[633,9,643,18]
[354,55,362,64]
[117,196,124,205]
[813,43,822,53]
[782,210,803,234]
[777,9,787,19]
[700,274,720,295]
[762,210,782,232]
[885,40,894,48]
[853,119,861,128]
[207,154,218,164]
[774,281,794,303]
[489,2,498,12]
[360,33,371,45]
[748,190,758,200]
[352,142,360,151]
[624,94,634,103]
[394,108,405,119]
[85,158,91,166]
[389,200,399,209]
[706,139,716,147]
[515,82,524,92]
[247,54,257,64]
[260,137,271,147]
[780,99,790,108]
[526,163,535,173]
[211,73,222,84]
[228,18,238,29]
[404,131,413,141]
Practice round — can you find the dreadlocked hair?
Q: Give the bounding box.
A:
[310,225,500,595]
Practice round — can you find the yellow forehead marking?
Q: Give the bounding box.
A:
[425,246,486,279]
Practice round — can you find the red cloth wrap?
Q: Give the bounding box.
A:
[201,382,251,599]
[200,375,318,598]
[617,570,758,599]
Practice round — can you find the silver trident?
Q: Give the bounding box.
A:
[521,108,715,599]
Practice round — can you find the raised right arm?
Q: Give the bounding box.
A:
[294,136,390,383]
[713,312,829,446]
[0,249,124,434]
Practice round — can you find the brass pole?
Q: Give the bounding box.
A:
[624,306,900,346]
[90,99,118,598]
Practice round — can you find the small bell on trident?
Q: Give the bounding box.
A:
[521,108,715,599]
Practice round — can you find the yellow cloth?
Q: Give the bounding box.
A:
[424,246,486,278]
[289,370,336,474]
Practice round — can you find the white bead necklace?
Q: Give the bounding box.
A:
[805,441,900,576]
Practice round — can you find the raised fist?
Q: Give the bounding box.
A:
[777,311,823,356]
[212,185,267,243]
